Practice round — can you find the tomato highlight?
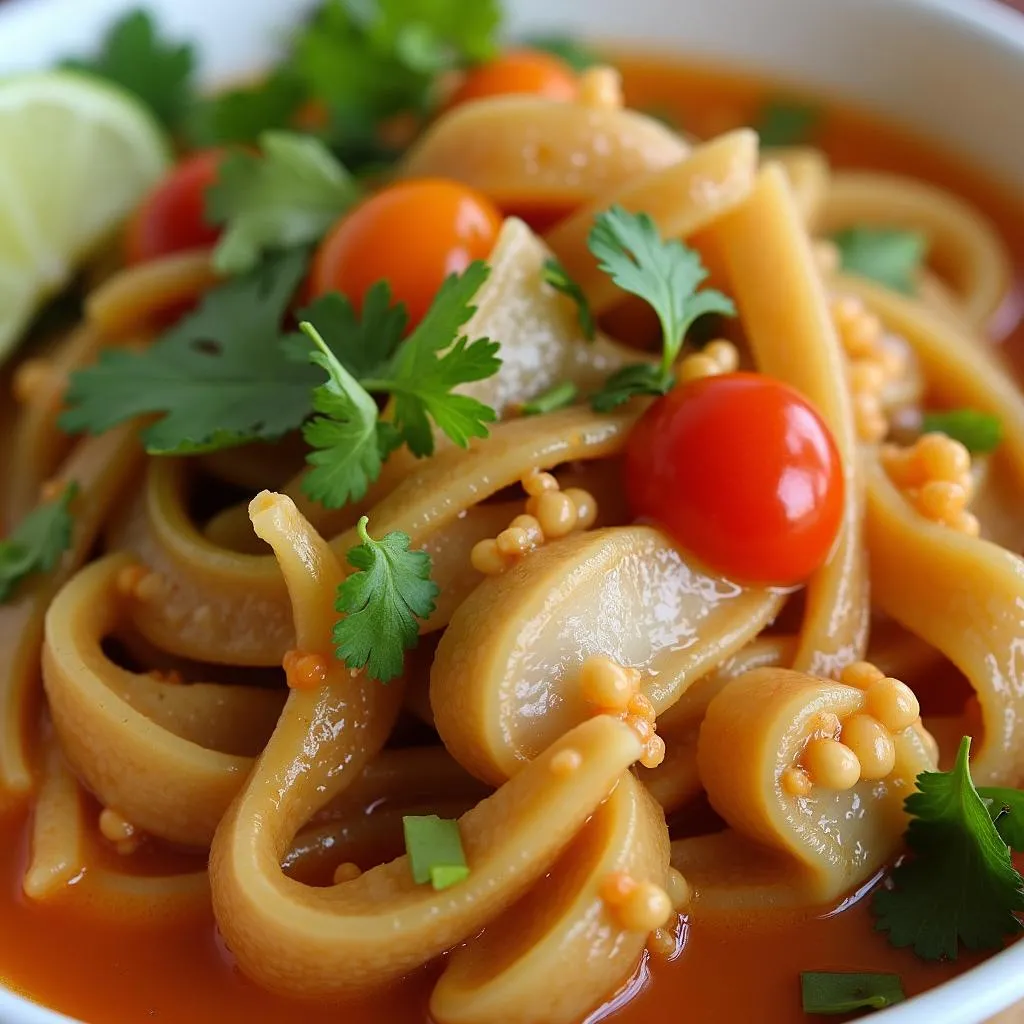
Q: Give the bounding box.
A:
[624,372,845,585]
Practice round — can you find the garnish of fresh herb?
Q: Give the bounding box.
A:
[542,258,595,340]
[800,972,905,1016]
[299,262,501,507]
[833,227,927,295]
[206,131,360,275]
[521,381,578,417]
[586,205,735,410]
[0,483,78,602]
[873,736,1024,960]
[186,69,308,148]
[299,321,401,509]
[290,0,502,168]
[980,786,1024,851]
[61,9,194,132]
[60,251,314,454]
[403,814,470,890]
[333,516,439,683]
[523,34,601,71]
[921,409,1002,454]
[753,99,819,147]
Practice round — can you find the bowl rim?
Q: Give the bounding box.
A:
[1,0,1024,1023]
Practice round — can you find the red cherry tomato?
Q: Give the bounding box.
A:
[448,49,579,108]
[309,179,503,328]
[624,372,845,585]
[124,149,225,265]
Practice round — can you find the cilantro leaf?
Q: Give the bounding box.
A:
[523,34,601,71]
[299,321,399,509]
[542,258,595,340]
[921,409,1002,455]
[753,100,819,147]
[206,132,359,275]
[979,787,1024,852]
[187,70,308,147]
[291,0,501,168]
[287,282,407,380]
[522,380,578,416]
[834,227,927,295]
[333,516,439,683]
[372,262,500,456]
[873,736,1024,960]
[61,9,194,132]
[0,484,78,603]
[800,972,905,1015]
[61,251,314,454]
[586,206,735,407]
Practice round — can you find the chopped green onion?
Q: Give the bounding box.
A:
[542,258,595,340]
[522,381,578,416]
[403,814,470,891]
[800,972,905,1015]
[752,100,819,147]
[921,409,1002,454]
[833,227,927,295]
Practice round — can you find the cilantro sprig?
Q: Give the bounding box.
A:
[333,516,439,682]
[61,9,194,132]
[873,736,1024,960]
[586,206,735,410]
[298,263,500,507]
[0,483,78,603]
[753,99,820,147]
[206,132,360,275]
[61,252,314,454]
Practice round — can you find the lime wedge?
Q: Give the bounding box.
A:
[0,72,171,360]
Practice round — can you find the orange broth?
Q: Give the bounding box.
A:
[1,53,1022,1024]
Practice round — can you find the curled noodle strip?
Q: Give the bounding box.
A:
[114,406,638,666]
[210,493,663,1014]
[671,667,936,910]
[24,736,208,921]
[43,553,284,847]
[0,426,143,803]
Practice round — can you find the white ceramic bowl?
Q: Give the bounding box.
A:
[1,0,1023,1021]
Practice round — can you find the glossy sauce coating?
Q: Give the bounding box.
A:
[1,53,1023,1024]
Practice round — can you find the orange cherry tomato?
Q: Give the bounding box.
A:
[448,49,579,108]
[309,179,503,327]
[124,149,225,265]
[624,373,845,586]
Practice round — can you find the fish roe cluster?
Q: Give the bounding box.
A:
[830,294,909,443]
[469,469,597,576]
[676,339,739,385]
[578,654,665,769]
[880,432,980,536]
[782,662,922,794]
[600,870,674,935]
[99,807,141,856]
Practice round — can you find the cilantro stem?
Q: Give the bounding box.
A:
[300,321,369,399]
[355,514,372,546]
